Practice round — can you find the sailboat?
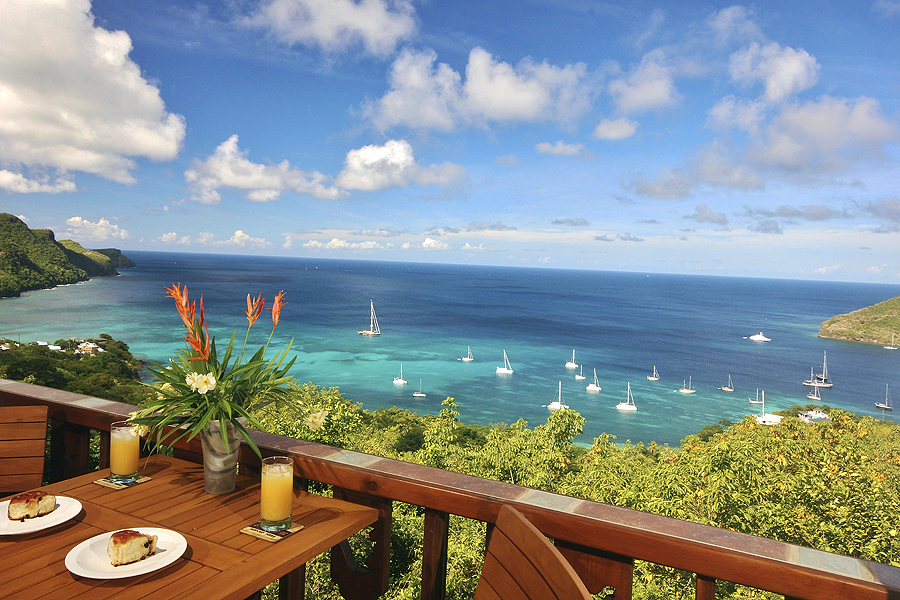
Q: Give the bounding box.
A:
[875,384,893,410]
[749,388,763,404]
[802,351,833,388]
[678,376,696,394]
[413,379,426,398]
[357,300,380,336]
[459,346,474,362]
[807,384,820,401]
[575,365,586,380]
[586,368,601,392]
[719,374,734,392]
[885,334,897,350]
[647,366,659,381]
[547,381,568,411]
[754,390,782,425]
[496,349,514,374]
[565,349,578,369]
[393,364,407,385]
[615,382,637,411]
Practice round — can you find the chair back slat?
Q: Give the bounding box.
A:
[475,505,592,600]
[0,405,49,494]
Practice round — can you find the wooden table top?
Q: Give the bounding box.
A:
[0,455,378,600]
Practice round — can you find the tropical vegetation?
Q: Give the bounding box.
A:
[819,294,900,346]
[0,213,133,297]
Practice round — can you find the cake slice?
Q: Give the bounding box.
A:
[7,491,57,521]
[107,529,158,566]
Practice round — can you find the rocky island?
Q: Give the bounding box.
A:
[0,213,134,298]
[818,294,900,345]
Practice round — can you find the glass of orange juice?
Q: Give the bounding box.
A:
[260,456,294,531]
[109,421,140,483]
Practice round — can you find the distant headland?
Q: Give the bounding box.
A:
[818,294,900,345]
[0,213,134,298]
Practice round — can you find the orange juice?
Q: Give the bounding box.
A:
[260,458,293,530]
[109,422,139,482]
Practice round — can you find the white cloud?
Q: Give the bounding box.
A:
[706,6,763,45]
[422,237,450,250]
[336,140,467,191]
[867,264,888,274]
[159,232,177,243]
[814,264,845,275]
[221,230,270,248]
[707,96,766,134]
[593,118,638,140]
[185,135,345,204]
[873,0,900,17]
[0,0,185,185]
[608,53,681,114]
[750,96,898,174]
[694,145,763,190]
[0,170,77,194]
[243,0,416,57]
[461,242,487,252]
[687,204,728,226]
[535,141,584,156]
[65,216,129,241]
[729,41,819,102]
[365,47,592,131]
[304,238,385,250]
[630,167,693,200]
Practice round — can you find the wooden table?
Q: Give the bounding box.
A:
[0,456,378,600]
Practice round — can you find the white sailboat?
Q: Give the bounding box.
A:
[565,349,578,369]
[575,365,586,380]
[496,349,514,374]
[749,388,763,404]
[357,300,380,336]
[615,382,637,411]
[875,384,893,411]
[678,376,696,394]
[802,351,833,388]
[459,346,474,362]
[754,390,783,425]
[547,381,568,411]
[885,334,897,350]
[807,384,820,401]
[393,364,407,385]
[647,366,659,381]
[586,368,601,392]
[413,379,426,398]
[719,374,734,392]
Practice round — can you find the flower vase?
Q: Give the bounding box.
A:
[200,420,242,494]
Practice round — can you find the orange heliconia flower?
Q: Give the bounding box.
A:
[165,283,210,362]
[245,293,265,328]
[267,290,287,329]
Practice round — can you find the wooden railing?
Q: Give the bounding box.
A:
[2,377,899,600]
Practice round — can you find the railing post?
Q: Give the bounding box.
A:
[421,509,449,600]
[555,540,634,599]
[696,575,715,600]
[47,416,91,482]
[330,487,392,600]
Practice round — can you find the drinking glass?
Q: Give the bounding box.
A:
[260,456,294,531]
[109,421,140,483]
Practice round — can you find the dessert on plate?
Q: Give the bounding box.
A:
[7,491,57,521]
[107,529,159,566]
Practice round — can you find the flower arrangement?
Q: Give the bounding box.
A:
[129,283,295,458]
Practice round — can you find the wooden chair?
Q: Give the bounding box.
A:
[474,505,592,600]
[0,405,49,494]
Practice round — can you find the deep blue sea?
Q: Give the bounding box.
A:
[2,251,898,445]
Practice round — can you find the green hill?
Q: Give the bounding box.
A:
[818,295,900,345]
[0,213,133,297]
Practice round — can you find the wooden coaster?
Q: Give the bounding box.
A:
[240,522,305,542]
[93,476,152,490]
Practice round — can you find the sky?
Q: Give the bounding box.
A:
[1,0,899,283]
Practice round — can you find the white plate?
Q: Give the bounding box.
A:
[65,528,187,579]
[0,496,83,535]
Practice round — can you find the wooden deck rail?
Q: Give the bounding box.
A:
[2,377,899,600]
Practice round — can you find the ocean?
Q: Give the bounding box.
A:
[2,251,898,445]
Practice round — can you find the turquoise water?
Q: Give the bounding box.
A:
[2,251,898,445]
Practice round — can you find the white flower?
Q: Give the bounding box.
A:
[186,372,216,394]
[303,410,329,431]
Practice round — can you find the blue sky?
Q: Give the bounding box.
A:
[2,0,899,282]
